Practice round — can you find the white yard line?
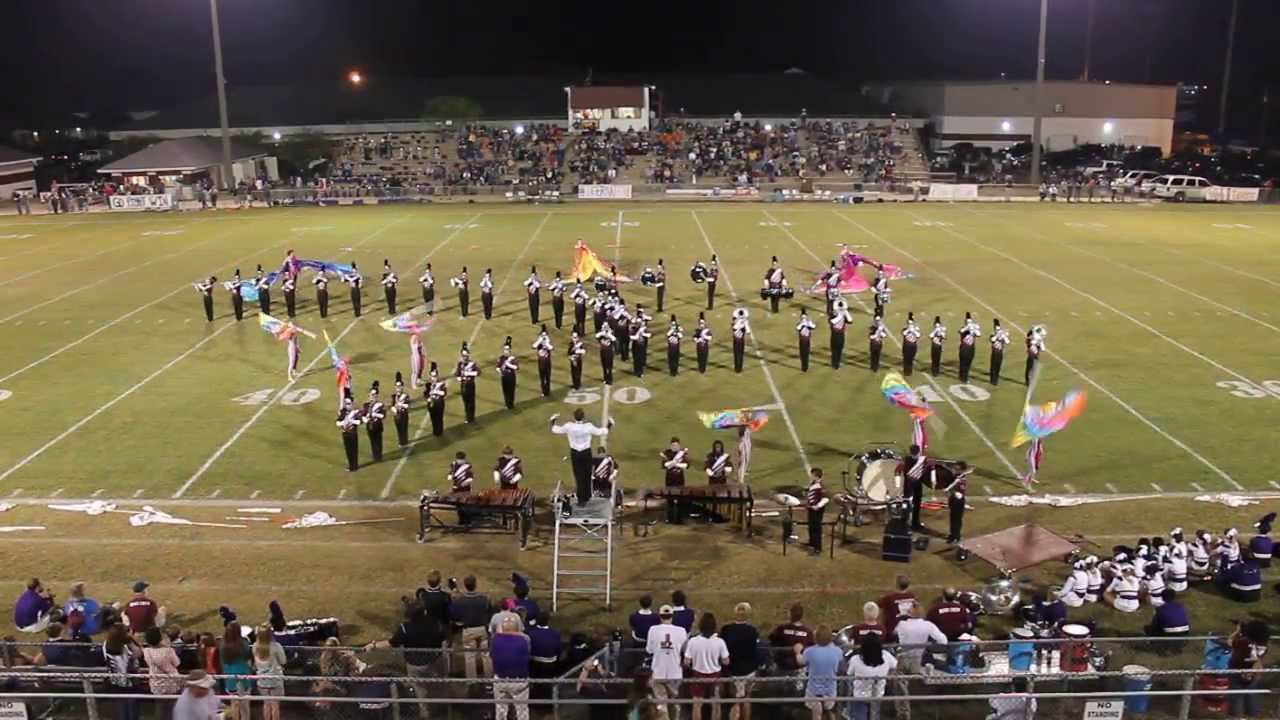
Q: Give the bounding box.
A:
[0,241,138,287]
[1144,242,1280,290]
[380,212,546,498]
[0,321,237,484]
[601,210,625,428]
[840,211,1242,490]
[913,212,1279,399]
[691,210,812,475]
[766,209,1022,478]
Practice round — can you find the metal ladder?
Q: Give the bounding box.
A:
[551,478,616,611]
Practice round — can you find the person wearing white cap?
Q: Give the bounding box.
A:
[1105,565,1141,613]
[1060,560,1089,608]
[172,670,220,720]
[1216,528,1242,571]
[646,604,689,720]
[1084,556,1104,603]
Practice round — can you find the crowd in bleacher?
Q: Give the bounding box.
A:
[806,120,905,183]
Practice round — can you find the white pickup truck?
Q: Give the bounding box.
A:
[1083,160,1124,176]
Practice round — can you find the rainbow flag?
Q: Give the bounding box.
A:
[1011,389,1087,448]
[698,408,769,432]
[880,372,933,419]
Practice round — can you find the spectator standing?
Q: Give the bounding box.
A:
[172,670,221,720]
[510,575,540,624]
[846,633,896,720]
[877,576,916,639]
[683,613,730,720]
[986,676,1036,720]
[1227,620,1270,719]
[768,604,814,689]
[367,601,445,719]
[417,571,452,628]
[142,626,182,715]
[891,604,947,720]
[527,615,563,701]
[124,581,165,633]
[848,602,884,648]
[451,575,494,678]
[33,623,80,667]
[490,618,531,720]
[102,623,142,720]
[670,591,695,633]
[217,621,253,719]
[490,599,526,635]
[645,605,689,720]
[629,594,660,657]
[574,659,635,720]
[719,602,760,720]
[795,625,841,720]
[14,578,55,633]
[253,626,287,720]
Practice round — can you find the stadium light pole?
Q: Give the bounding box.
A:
[1217,0,1238,138]
[1030,0,1048,187]
[209,0,234,190]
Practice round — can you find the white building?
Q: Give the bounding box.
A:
[565,86,652,132]
[0,146,40,196]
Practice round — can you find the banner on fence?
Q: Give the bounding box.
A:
[1205,186,1260,203]
[108,194,173,211]
[927,184,979,201]
[0,701,29,720]
[578,184,632,200]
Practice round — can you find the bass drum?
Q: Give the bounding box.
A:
[853,448,902,504]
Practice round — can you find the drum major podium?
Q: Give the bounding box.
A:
[551,478,618,611]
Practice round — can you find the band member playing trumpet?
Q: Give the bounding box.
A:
[452,266,470,318]
[830,299,852,369]
[312,269,329,319]
[382,260,398,315]
[283,273,297,318]
[694,313,712,374]
[929,315,946,376]
[392,372,411,447]
[868,312,889,372]
[630,315,651,377]
[731,308,751,373]
[480,268,495,320]
[568,330,586,390]
[456,344,479,423]
[419,262,435,315]
[426,363,447,436]
[596,323,617,385]
[666,315,683,377]
[571,279,589,334]
[797,308,817,372]
[255,265,272,315]
[989,319,1010,385]
[522,265,541,324]
[957,312,979,383]
[1026,324,1047,385]
[230,268,244,321]
[343,263,362,318]
[364,381,386,462]
[336,392,363,472]
[194,276,216,322]
[549,271,566,329]
[902,312,921,376]
[532,325,554,397]
[496,338,519,410]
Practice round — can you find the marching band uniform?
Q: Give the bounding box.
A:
[694,314,712,374]
[419,263,435,315]
[613,302,633,363]
[522,266,542,324]
[706,255,719,310]
[591,292,607,334]
[1026,325,1046,385]
[336,395,363,471]
[592,447,620,499]
[447,451,474,525]
[381,260,398,315]
[872,271,891,317]
[426,363,447,436]
[255,266,272,315]
[666,317,683,376]
[989,320,1010,385]
[731,308,751,373]
[929,316,946,376]
[899,445,928,531]
[1189,531,1214,579]
[283,274,297,318]
[1024,438,1044,489]
[896,314,919,377]
[1216,529,1242,570]
[796,310,816,372]
[1142,564,1167,607]
[596,325,616,385]
[480,269,495,319]
[705,441,733,485]
[363,382,386,462]
[824,262,840,318]
[493,448,524,489]
[194,276,216,322]
[1249,513,1275,568]
[1165,546,1189,592]
[806,470,829,555]
[496,338,519,410]
[571,280,589,335]
[549,272,566,329]
[630,317,651,377]
[568,332,586,390]
[868,315,889,372]
[661,438,690,523]
[957,312,979,382]
[829,300,852,369]
[454,267,470,318]
[230,269,244,321]
[313,271,329,319]
[654,260,667,312]
[1085,557,1104,603]
[763,256,787,314]
[409,333,426,389]
[1061,561,1090,608]
[533,326,554,397]
[945,463,973,544]
[392,373,411,447]
[455,345,479,424]
[344,263,363,318]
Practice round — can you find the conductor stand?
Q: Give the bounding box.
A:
[552,477,617,612]
[781,507,837,559]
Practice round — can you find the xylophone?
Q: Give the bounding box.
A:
[641,484,754,534]
[418,487,535,548]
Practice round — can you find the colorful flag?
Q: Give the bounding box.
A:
[1011,389,1087,448]
[880,372,933,419]
[570,240,630,282]
[323,330,351,401]
[698,408,770,432]
[379,311,434,335]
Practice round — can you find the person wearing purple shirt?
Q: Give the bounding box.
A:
[14,579,54,633]
[671,590,695,633]
[490,618,531,720]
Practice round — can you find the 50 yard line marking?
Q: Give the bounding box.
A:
[601,210,624,429]
[381,212,548,498]
[691,210,812,475]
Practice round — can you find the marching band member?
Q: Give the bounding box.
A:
[1023,437,1044,490]
[313,269,329,319]
[549,409,613,507]
[1085,556,1104,603]
[255,265,272,315]
[336,393,363,472]
[1249,513,1275,568]
[496,337,520,410]
[448,451,474,493]
[452,266,470,318]
[912,415,928,454]
[590,290,608,334]
[1026,325,1047,385]
[824,261,841,318]
[944,461,973,544]
[568,330,586,390]
[596,323,616,386]
[736,426,753,484]
[571,279,589,334]
[611,299,632,363]
[381,260,398,315]
[731,308,751,373]
[630,315,651,377]
[480,268,495,320]
[867,311,889,372]
[1165,545,1189,593]
[901,312,921,375]
[230,268,244,321]
[455,344,479,424]
[426,362,447,436]
[957,312,979,383]
[343,262,363,318]
[493,446,524,489]
[1168,527,1189,563]
[592,446,620,501]
[829,299,852,369]
[194,275,216,322]
[284,323,301,381]
[532,325,554,397]
[694,313,712,374]
[363,381,386,462]
[872,270,891,317]
[660,437,690,524]
[989,319,1010,385]
[666,316,683,377]
[929,315,946,376]
[763,256,788,313]
[796,308,817,372]
[1105,565,1142,613]
[522,265,542,324]
[419,262,435,315]
[409,332,426,389]
[704,440,733,485]
[1142,563,1167,607]
[1216,528,1242,569]
[805,468,829,555]
[654,259,667,312]
[1061,560,1090,608]
[392,372,411,447]
[282,273,297,318]
[706,255,719,310]
[1189,530,1214,580]
[898,444,928,531]
[549,271,566,329]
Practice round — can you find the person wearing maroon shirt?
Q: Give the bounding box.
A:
[877,576,916,639]
[767,605,814,683]
[124,581,163,633]
[926,588,973,641]
[1227,620,1270,718]
[846,602,884,649]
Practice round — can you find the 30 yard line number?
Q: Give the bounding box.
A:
[1216,380,1280,399]
[232,388,320,406]
[564,385,651,405]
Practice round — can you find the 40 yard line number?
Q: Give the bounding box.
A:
[232,388,321,406]
[1216,380,1280,399]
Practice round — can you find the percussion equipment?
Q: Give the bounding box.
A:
[642,484,754,534]
[593,276,608,292]
[1008,628,1035,671]
[418,487,535,548]
[980,575,1024,615]
[274,617,341,647]
[844,448,903,505]
[758,287,795,300]
[639,269,657,286]
[689,262,709,283]
[1060,623,1093,672]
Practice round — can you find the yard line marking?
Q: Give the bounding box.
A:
[912,212,1278,399]
[50,488,64,498]
[838,211,1242,489]
[90,489,104,498]
[601,210,626,429]
[208,489,222,499]
[337,488,348,500]
[1270,481,1280,490]
[0,320,236,484]
[132,489,145,498]
[1150,482,1164,492]
[1062,483,1077,494]
[293,490,306,500]
[1105,482,1119,493]
[694,210,813,474]
[0,241,137,287]
[382,212,543,499]
[1147,242,1280,289]
[1190,481,1205,492]
[249,489,261,499]
[767,209,1022,479]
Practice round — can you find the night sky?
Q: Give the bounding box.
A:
[5,0,1280,134]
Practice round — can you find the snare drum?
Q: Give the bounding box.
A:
[1060,623,1092,672]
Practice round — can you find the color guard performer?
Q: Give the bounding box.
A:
[902,312,921,375]
[872,270,890,317]
[568,330,586,390]
[392,372,411,447]
[496,337,520,410]
[824,261,841,318]
[596,322,617,385]
[381,260,398,315]
[194,275,216,322]
[419,263,436,315]
[532,325,554,397]
[868,312,889,372]
[630,316,651,377]
[452,266,470,318]
[957,312,979,383]
[694,313,712,374]
[344,263,363,318]
[493,446,524,489]
[571,279,589,334]
[1026,324,1047,385]
[426,363,447,436]
[522,265,542,324]
[313,270,329,319]
[762,256,788,313]
[1250,513,1275,568]
[705,440,733,485]
[666,315,683,376]
[230,268,244,321]
[660,437,690,523]
[654,259,667,312]
[912,415,928,454]
[284,323,301,381]
[409,332,426,389]
[590,290,608,334]
[706,255,719,309]
[830,299,852,369]
[731,308,751,373]
[806,468,829,555]
[1023,437,1044,490]
[989,319,1010,385]
[336,393,363,472]
[929,316,946,376]
[549,271,566,329]
[364,381,386,462]
[479,268,495,320]
[282,273,297,318]
[944,462,973,544]
[255,265,272,315]
[736,425,753,484]
[796,308,817,372]
[456,344,479,423]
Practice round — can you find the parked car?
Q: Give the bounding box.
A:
[1114,170,1161,192]
[1083,160,1124,176]
[1148,175,1214,202]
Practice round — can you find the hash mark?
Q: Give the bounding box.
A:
[293,490,305,500]
[90,489,104,497]
[1105,482,1119,493]
[208,488,222,498]
[250,490,261,499]
[1190,481,1205,492]
[337,488,348,499]
[50,488,64,498]
[1063,483,1077,493]
[133,489,145,498]
[1270,481,1280,490]
[1150,482,1163,492]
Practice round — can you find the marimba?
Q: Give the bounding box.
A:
[641,484,754,535]
[418,487,535,548]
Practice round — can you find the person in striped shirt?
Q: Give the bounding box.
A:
[805,468,829,556]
